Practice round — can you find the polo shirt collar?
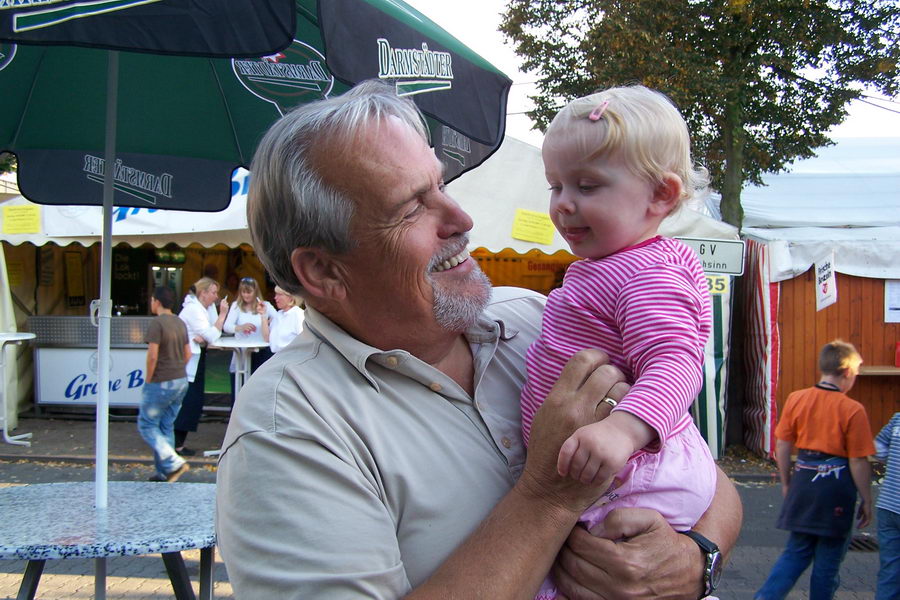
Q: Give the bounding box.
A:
[302,305,516,391]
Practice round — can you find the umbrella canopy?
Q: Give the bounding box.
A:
[1,0,511,210]
[0,0,511,512]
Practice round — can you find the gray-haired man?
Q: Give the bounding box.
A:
[216,80,741,599]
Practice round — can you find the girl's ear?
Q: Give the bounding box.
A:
[649,173,683,217]
[290,247,347,301]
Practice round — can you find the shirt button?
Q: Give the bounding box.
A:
[429,382,442,392]
[385,356,399,367]
[501,436,512,449]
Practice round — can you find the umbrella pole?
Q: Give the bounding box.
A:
[95,50,119,514]
[90,48,119,600]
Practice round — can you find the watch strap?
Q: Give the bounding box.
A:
[679,530,721,596]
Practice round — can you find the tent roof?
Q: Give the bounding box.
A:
[0,192,251,249]
[740,137,900,229]
[730,137,900,281]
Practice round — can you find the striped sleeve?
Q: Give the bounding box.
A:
[613,260,711,445]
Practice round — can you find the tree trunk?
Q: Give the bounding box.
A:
[720,101,745,230]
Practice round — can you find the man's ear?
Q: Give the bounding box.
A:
[649,173,683,217]
[290,247,347,301]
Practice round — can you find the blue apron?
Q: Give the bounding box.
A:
[777,450,857,538]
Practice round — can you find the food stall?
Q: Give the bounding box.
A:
[1,170,265,410]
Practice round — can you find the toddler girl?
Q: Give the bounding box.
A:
[520,85,718,599]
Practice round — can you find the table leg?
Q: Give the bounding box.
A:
[1,343,33,447]
[198,546,214,600]
[17,559,44,600]
[95,557,107,600]
[162,551,196,600]
[233,348,249,397]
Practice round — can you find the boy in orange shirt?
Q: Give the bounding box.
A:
[755,340,875,600]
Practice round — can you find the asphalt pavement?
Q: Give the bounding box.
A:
[0,414,883,599]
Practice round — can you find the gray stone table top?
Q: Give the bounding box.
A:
[0,482,216,560]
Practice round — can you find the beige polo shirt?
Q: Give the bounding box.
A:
[216,287,545,599]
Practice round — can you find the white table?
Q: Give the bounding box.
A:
[0,481,217,600]
[0,332,35,446]
[208,337,269,397]
[205,337,268,458]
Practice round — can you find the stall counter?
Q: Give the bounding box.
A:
[27,316,152,408]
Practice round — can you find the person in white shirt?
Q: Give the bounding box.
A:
[223,276,277,402]
[260,286,304,353]
[175,276,228,453]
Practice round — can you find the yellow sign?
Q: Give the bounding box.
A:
[511,208,555,246]
[706,275,729,295]
[2,204,40,234]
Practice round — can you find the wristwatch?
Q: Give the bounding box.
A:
[680,530,723,597]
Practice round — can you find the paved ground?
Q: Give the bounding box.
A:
[0,414,883,599]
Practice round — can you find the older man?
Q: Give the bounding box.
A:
[216,80,741,599]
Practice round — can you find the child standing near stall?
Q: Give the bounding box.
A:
[520,85,719,599]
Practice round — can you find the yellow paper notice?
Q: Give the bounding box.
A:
[2,204,40,234]
[511,209,555,245]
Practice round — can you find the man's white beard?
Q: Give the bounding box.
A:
[429,266,492,332]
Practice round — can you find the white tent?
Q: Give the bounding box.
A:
[722,137,900,282]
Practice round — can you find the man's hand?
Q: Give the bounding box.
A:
[553,510,703,600]
[558,420,633,485]
[518,349,628,515]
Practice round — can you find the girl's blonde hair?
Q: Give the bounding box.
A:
[543,85,708,206]
[237,277,261,313]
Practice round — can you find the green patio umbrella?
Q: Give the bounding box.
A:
[0,0,512,512]
[1,0,511,211]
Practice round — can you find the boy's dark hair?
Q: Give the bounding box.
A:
[153,286,176,310]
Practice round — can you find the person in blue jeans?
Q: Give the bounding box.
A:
[138,286,192,483]
[756,340,875,600]
[875,412,900,600]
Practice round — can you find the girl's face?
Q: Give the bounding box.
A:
[543,138,669,260]
[240,286,256,305]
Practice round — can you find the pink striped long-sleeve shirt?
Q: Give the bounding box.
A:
[520,236,712,448]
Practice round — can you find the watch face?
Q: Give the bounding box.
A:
[709,552,724,589]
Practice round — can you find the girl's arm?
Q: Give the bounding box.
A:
[223,301,239,334]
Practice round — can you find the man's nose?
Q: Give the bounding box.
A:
[436,194,474,239]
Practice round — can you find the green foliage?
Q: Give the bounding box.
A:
[500,0,900,227]
[0,152,14,174]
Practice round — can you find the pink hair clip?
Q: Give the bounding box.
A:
[588,100,610,121]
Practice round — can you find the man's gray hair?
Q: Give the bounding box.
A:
[247,79,429,296]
